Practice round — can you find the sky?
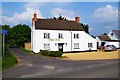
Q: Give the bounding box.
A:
[1,2,119,36]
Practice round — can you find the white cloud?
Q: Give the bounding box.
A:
[24,2,47,9]
[89,27,95,32]
[92,4,118,22]
[0,17,2,24]
[51,8,75,20]
[2,8,42,26]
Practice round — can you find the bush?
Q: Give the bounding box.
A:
[40,50,50,56]
[50,51,63,57]
[40,50,63,57]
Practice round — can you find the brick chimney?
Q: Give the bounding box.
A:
[32,12,37,26]
[75,16,80,23]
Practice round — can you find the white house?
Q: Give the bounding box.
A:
[96,30,120,49]
[31,13,97,53]
[108,30,120,48]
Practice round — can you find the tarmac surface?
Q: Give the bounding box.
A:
[2,48,119,78]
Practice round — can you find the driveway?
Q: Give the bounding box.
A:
[2,48,119,78]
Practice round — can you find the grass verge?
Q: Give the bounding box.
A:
[19,47,32,54]
[2,50,18,70]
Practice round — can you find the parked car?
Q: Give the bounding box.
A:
[105,45,117,51]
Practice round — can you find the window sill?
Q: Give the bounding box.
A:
[74,48,80,49]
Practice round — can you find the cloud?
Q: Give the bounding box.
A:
[2,8,42,27]
[92,5,118,23]
[0,17,2,24]
[24,2,47,9]
[51,8,75,20]
[89,27,95,32]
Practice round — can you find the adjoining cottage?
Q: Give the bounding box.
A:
[31,12,97,53]
[96,30,120,49]
[96,35,111,48]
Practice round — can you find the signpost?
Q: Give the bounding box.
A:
[1,30,7,56]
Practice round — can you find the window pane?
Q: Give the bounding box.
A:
[44,33,50,39]
[58,33,63,39]
[74,43,79,49]
[44,44,50,50]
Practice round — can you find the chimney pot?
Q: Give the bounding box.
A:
[33,12,37,20]
[75,16,80,23]
[32,12,37,26]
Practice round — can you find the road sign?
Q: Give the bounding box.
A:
[1,30,8,34]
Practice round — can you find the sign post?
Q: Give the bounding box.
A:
[1,30,7,56]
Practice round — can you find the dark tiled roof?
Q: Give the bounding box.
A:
[98,35,111,41]
[112,30,120,39]
[35,19,84,31]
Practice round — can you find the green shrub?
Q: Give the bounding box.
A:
[39,50,63,57]
[40,50,50,56]
[52,51,63,57]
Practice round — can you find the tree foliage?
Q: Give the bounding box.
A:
[80,23,89,34]
[51,15,67,20]
[2,24,31,47]
[102,33,107,35]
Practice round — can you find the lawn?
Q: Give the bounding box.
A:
[62,49,120,60]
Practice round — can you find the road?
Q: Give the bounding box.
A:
[32,61,118,78]
[2,48,119,78]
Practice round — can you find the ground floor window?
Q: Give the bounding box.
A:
[88,43,93,48]
[44,44,50,50]
[74,43,79,49]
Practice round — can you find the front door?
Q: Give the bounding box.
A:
[58,43,63,52]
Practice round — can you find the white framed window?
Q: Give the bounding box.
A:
[88,43,93,48]
[74,34,79,39]
[44,33,50,39]
[58,33,63,39]
[74,43,79,49]
[44,44,50,50]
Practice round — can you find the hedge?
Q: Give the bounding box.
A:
[39,50,63,57]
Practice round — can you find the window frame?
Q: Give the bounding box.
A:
[74,43,80,49]
[44,33,50,39]
[74,33,79,39]
[88,43,93,48]
[44,44,50,50]
[58,33,63,39]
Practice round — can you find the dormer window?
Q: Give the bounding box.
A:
[110,33,113,36]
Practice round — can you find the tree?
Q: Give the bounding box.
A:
[2,25,10,30]
[103,33,107,35]
[91,35,96,38]
[80,23,89,34]
[51,15,67,20]
[7,24,31,47]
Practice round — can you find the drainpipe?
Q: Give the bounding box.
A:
[70,30,72,51]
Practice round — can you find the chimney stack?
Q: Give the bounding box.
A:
[33,12,37,21]
[75,16,80,23]
[32,12,37,26]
